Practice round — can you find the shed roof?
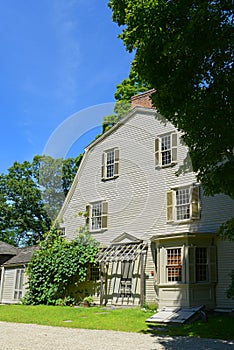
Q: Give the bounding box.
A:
[3,246,38,266]
[0,241,18,255]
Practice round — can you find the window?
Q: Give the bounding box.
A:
[14,268,24,300]
[196,247,208,282]
[60,227,65,236]
[91,202,102,230]
[167,248,182,282]
[167,185,200,222]
[86,201,108,231]
[88,265,100,282]
[155,132,177,167]
[188,246,216,284]
[102,148,119,180]
[176,187,190,220]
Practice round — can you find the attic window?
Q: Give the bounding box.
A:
[102,148,119,180]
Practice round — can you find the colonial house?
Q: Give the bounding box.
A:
[58,90,234,310]
[0,241,37,303]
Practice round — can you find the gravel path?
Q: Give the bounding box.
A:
[0,321,234,350]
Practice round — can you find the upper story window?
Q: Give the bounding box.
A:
[155,132,177,167]
[102,148,119,180]
[86,201,108,232]
[167,185,200,222]
[176,187,190,220]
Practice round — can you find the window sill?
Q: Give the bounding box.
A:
[157,282,184,287]
[155,162,177,169]
[89,228,107,233]
[167,219,195,225]
[101,175,119,182]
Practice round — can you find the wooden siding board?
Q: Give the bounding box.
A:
[216,240,234,309]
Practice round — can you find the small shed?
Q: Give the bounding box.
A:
[0,245,37,303]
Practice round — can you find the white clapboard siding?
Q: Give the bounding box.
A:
[1,268,16,303]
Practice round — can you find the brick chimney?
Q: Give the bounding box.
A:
[131,89,156,109]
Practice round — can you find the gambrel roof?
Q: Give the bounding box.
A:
[57,106,156,221]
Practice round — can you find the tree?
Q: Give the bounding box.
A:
[0,161,51,246]
[62,154,83,197]
[0,155,83,246]
[102,62,150,132]
[23,226,99,305]
[108,0,234,199]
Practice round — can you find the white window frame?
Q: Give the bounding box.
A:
[86,201,108,232]
[91,202,102,230]
[188,245,216,284]
[102,148,119,180]
[195,247,208,282]
[175,186,191,221]
[14,268,24,300]
[155,132,177,167]
[167,185,200,223]
[166,248,182,283]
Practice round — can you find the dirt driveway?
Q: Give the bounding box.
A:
[0,321,234,350]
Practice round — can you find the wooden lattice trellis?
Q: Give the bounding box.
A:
[96,242,147,263]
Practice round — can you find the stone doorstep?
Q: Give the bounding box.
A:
[145,305,204,324]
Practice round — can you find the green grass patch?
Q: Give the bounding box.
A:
[0,305,234,340]
[145,313,234,340]
[0,305,152,333]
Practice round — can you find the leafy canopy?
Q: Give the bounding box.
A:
[109,0,234,199]
[0,154,83,246]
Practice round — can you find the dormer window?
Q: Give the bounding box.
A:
[102,148,119,180]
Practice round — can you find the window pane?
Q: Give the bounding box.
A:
[196,248,208,282]
[89,265,99,281]
[161,135,171,165]
[19,270,24,290]
[106,150,115,178]
[91,203,102,230]
[15,270,20,289]
[167,248,182,282]
[176,187,190,220]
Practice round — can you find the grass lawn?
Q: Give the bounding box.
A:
[0,304,234,340]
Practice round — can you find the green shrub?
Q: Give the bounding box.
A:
[23,226,99,305]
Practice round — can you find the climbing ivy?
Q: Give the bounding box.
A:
[23,226,99,305]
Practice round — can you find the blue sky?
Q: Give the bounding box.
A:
[0,0,133,173]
